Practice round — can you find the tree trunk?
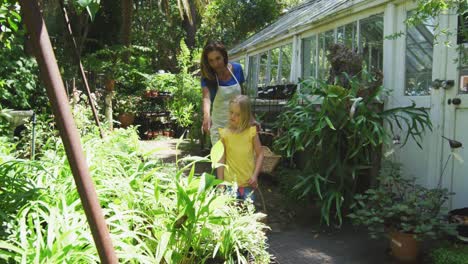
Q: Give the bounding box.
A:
[182,0,197,50]
[105,91,114,130]
[121,0,133,46]
[121,0,133,61]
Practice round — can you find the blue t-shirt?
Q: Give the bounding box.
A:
[201,62,245,103]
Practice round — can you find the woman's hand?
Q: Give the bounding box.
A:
[202,116,211,133]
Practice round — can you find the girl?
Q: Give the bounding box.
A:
[217,95,264,201]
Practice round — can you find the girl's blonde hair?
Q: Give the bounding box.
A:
[230,95,251,131]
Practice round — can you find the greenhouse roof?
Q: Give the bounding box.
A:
[229,0,367,56]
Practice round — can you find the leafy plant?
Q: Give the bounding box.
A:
[0,0,21,50]
[166,41,201,129]
[84,45,126,81]
[274,47,432,226]
[429,241,468,264]
[114,93,141,114]
[348,161,457,239]
[0,107,271,263]
[0,107,12,137]
[0,42,47,110]
[138,71,178,92]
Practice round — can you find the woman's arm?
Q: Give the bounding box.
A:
[202,87,211,133]
[249,134,264,188]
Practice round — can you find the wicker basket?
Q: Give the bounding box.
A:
[261,146,281,173]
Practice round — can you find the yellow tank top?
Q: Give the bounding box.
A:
[219,126,257,187]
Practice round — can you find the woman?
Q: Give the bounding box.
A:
[200,41,245,144]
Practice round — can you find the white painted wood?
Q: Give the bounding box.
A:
[383,3,396,104]
[443,12,468,209]
[291,35,300,83]
[387,2,444,189]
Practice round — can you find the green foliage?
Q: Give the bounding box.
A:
[0,107,12,137]
[0,100,270,262]
[0,42,47,110]
[0,0,21,50]
[72,0,101,21]
[167,41,202,128]
[348,161,457,240]
[0,124,271,263]
[137,41,201,129]
[430,242,468,264]
[273,71,432,226]
[198,0,283,46]
[83,45,154,94]
[114,93,141,114]
[131,0,185,71]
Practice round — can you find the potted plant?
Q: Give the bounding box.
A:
[84,46,127,92]
[348,161,457,262]
[115,94,141,128]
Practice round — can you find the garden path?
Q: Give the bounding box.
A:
[139,138,425,264]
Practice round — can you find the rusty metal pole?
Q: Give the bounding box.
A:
[18,1,118,263]
[59,0,105,139]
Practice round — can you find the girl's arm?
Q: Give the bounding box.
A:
[202,87,211,133]
[249,134,264,188]
[216,138,226,181]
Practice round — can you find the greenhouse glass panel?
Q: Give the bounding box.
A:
[258,52,268,88]
[337,26,345,44]
[247,55,258,96]
[404,14,435,96]
[460,44,468,94]
[345,22,357,50]
[360,14,384,71]
[318,30,334,80]
[301,36,317,79]
[270,47,280,84]
[239,58,245,71]
[280,44,292,83]
[338,22,357,50]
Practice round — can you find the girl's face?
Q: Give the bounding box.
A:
[207,50,225,72]
[229,103,241,128]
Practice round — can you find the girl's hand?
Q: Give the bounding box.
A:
[248,176,258,188]
[251,119,261,132]
[202,116,211,133]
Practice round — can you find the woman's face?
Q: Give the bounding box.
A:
[207,50,225,72]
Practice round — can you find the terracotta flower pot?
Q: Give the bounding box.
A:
[389,231,420,262]
[144,90,152,98]
[105,79,115,92]
[118,113,135,128]
[151,90,159,97]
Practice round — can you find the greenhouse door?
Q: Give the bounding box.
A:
[389,6,444,189]
[442,14,468,210]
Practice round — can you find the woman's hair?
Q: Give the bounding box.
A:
[229,95,251,131]
[200,41,228,81]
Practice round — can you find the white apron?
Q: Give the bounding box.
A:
[210,66,241,144]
